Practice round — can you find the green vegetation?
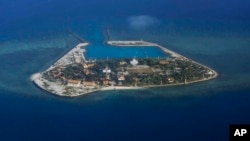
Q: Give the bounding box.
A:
[42,58,215,87]
[63,64,85,79]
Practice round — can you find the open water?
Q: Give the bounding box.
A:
[0,0,250,141]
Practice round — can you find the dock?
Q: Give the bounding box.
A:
[68,30,87,43]
[31,30,218,97]
[105,27,111,41]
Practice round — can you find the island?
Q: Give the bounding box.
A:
[31,33,218,97]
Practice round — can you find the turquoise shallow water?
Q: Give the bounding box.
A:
[86,43,167,59]
[83,29,167,59]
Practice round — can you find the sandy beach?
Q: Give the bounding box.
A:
[32,40,218,97]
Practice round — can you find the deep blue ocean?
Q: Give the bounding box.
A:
[1,0,250,141]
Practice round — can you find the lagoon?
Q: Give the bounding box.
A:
[84,31,167,59]
[0,0,250,140]
[85,44,167,59]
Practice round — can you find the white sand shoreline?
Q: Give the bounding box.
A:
[32,71,218,97]
[31,40,218,97]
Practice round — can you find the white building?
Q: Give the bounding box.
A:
[130,58,138,66]
[103,66,111,73]
[120,61,127,65]
[74,56,82,63]
[118,75,125,81]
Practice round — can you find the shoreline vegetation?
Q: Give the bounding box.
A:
[31,39,218,97]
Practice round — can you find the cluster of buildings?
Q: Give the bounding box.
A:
[49,55,180,89]
[33,35,218,97]
[67,62,96,88]
[66,58,140,88]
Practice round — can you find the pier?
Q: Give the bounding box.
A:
[105,27,111,41]
[107,40,218,83]
[107,40,182,58]
[31,30,218,97]
[68,30,87,43]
